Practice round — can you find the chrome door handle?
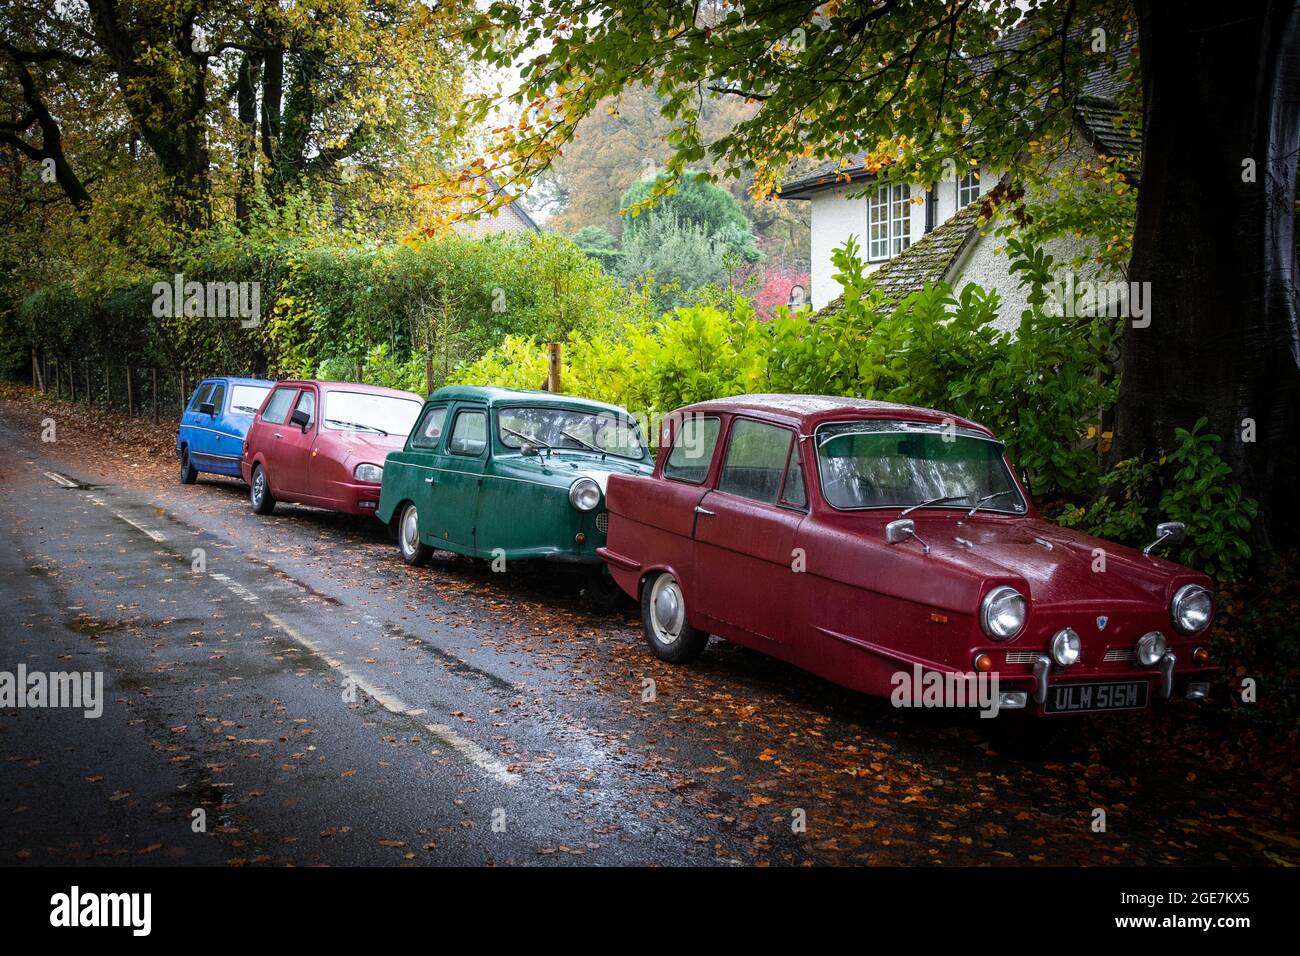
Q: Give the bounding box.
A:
[424,477,435,484]
[273,433,283,439]
[694,506,715,516]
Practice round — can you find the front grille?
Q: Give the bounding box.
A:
[595,511,609,533]
[1005,650,1041,664]
[1104,647,1135,662]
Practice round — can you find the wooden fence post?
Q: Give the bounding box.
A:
[546,343,562,393]
[152,369,159,421]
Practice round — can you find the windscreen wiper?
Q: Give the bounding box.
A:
[326,418,387,436]
[966,490,1017,517]
[899,493,972,518]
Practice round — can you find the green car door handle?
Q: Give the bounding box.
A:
[424,476,435,484]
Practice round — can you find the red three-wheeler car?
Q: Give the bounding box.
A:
[598,395,1216,717]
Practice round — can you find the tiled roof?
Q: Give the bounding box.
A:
[814,200,986,317]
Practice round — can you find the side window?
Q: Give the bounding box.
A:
[410,404,450,450]
[718,419,794,504]
[261,387,297,425]
[207,382,226,414]
[662,415,720,484]
[294,390,315,425]
[782,444,807,508]
[447,408,487,457]
[189,382,214,411]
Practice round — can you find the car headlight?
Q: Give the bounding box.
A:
[1170,583,1212,634]
[568,477,601,512]
[353,463,384,483]
[980,585,1026,640]
[1050,628,1081,667]
[1136,631,1167,666]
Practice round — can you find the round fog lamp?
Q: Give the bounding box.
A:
[1050,628,1081,667]
[1136,631,1167,667]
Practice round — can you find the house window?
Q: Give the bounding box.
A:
[958,169,981,208]
[868,183,911,261]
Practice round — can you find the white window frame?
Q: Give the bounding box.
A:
[958,169,981,209]
[867,183,912,262]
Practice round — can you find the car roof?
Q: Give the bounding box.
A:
[272,380,422,400]
[429,384,631,416]
[210,376,274,387]
[679,393,994,435]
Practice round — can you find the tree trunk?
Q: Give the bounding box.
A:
[234,52,260,227]
[1116,0,1300,548]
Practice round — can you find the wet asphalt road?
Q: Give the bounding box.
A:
[0,405,1290,866]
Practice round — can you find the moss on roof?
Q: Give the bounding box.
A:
[814,201,986,319]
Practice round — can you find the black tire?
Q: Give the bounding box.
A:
[249,463,276,515]
[397,501,431,566]
[640,571,708,663]
[586,564,627,611]
[179,447,198,485]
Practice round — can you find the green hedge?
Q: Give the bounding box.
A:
[6,230,638,390]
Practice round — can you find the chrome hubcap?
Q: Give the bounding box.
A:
[401,506,419,555]
[253,471,264,501]
[650,576,684,645]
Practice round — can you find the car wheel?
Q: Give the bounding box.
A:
[250,464,276,515]
[179,448,198,484]
[641,571,708,663]
[397,502,430,566]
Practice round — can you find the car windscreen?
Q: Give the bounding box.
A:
[229,384,271,415]
[497,405,646,460]
[322,391,422,438]
[815,421,1025,513]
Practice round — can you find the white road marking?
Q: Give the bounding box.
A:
[44,470,78,488]
[210,572,260,603]
[263,612,518,787]
[84,493,168,542]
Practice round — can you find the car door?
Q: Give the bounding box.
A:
[405,401,450,538]
[427,403,487,551]
[691,417,808,646]
[275,387,317,500]
[181,380,216,464]
[193,380,232,468]
[252,385,300,495]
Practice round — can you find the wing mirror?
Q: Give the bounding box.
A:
[520,443,539,457]
[199,402,216,416]
[885,518,930,554]
[289,408,311,431]
[1143,521,1186,556]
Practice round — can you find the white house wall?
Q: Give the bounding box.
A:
[805,165,994,309]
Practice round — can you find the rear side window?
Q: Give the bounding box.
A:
[447,408,487,457]
[718,419,795,504]
[261,387,297,425]
[189,382,214,411]
[207,382,226,413]
[411,404,450,450]
[663,415,720,484]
